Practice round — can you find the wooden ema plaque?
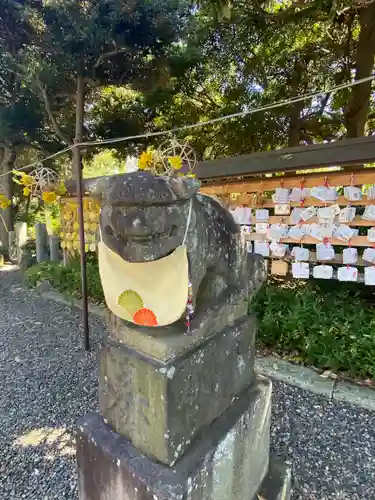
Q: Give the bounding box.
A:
[271,260,288,276]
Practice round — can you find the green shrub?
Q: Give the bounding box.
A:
[24,253,104,304]
[252,279,375,379]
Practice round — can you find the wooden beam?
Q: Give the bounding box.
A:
[200,169,375,195]
[265,252,370,266]
[201,195,375,207]
[246,233,371,247]
[248,196,375,208]
[196,136,375,180]
[249,215,375,227]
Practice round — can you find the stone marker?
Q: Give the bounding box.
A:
[8,230,17,263]
[49,235,60,262]
[15,222,28,265]
[35,222,48,263]
[75,171,292,500]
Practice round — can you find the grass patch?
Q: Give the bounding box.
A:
[25,256,375,380]
[24,253,104,304]
[252,279,375,380]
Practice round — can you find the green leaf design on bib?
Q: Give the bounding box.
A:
[118,289,144,316]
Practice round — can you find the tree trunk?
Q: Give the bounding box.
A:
[288,101,305,147]
[345,2,375,138]
[0,146,16,252]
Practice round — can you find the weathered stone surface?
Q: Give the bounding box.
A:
[77,376,272,500]
[256,456,292,500]
[107,294,249,362]
[8,230,17,263]
[49,235,60,262]
[255,357,335,397]
[68,171,266,331]
[100,315,256,465]
[35,222,48,263]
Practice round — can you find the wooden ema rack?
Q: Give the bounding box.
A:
[200,169,375,282]
[240,196,375,249]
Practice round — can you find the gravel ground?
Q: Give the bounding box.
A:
[0,266,374,499]
[0,267,103,499]
[270,383,375,499]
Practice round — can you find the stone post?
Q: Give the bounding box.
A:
[35,223,48,263]
[76,172,292,500]
[8,230,17,263]
[15,222,28,265]
[49,235,60,262]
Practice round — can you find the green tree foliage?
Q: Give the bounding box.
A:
[0,0,188,246]
[89,0,375,162]
[82,149,125,178]
[2,0,375,177]
[0,0,56,247]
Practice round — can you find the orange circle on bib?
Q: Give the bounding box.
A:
[133,308,158,327]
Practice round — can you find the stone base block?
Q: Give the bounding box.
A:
[77,376,271,500]
[107,295,249,363]
[100,315,256,464]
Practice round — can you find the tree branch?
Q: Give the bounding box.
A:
[337,0,375,15]
[35,76,72,145]
[93,49,128,70]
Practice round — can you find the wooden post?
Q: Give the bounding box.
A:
[73,68,90,351]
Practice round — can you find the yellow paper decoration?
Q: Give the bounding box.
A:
[60,195,100,255]
[42,191,57,204]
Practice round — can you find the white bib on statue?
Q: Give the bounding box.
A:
[98,200,192,327]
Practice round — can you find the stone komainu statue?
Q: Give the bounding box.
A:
[75,171,291,500]
[79,171,266,330]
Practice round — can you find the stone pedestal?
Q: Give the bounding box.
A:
[77,308,292,500]
[77,376,291,500]
[100,315,256,464]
